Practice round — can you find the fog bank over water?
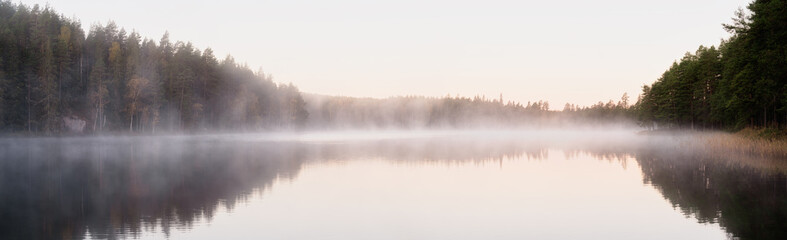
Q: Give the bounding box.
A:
[300,94,635,130]
[1,129,785,240]
[0,128,787,239]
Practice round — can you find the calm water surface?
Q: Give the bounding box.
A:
[1,131,785,239]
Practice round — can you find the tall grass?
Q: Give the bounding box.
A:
[697,128,787,159]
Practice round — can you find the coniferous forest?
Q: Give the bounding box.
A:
[0,2,308,134]
[633,0,787,131]
[0,1,634,134]
[1,0,786,134]
[303,93,631,129]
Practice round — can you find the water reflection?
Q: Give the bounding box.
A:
[637,149,787,240]
[0,137,307,239]
[0,132,785,240]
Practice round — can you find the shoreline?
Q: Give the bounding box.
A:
[639,127,787,159]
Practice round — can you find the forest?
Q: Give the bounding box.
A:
[0,1,634,134]
[303,94,631,129]
[2,1,786,134]
[0,2,308,134]
[633,0,787,131]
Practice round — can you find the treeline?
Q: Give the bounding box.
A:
[562,93,632,125]
[634,0,787,130]
[0,2,638,134]
[0,2,308,134]
[304,94,633,129]
[304,94,551,128]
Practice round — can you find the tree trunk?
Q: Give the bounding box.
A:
[180,85,184,129]
[93,104,98,132]
[27,84,31,133]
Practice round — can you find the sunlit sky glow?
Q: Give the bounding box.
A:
[21,0,749,109]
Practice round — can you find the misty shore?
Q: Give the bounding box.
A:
[638,128,787,160]
[4,128,786,159]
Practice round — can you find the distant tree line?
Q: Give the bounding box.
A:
[303,94,557,128]
[304,93,633,129]
[634,0,787,130]
[0,2,307,134]
[562,93,632,125]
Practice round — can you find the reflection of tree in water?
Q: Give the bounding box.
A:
[1,135,785,240]
[634,148,787,240]
[0,138,308,240]
[563,140,787,240]
[0,136,551,240]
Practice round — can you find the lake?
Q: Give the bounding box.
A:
[1,130,785,239]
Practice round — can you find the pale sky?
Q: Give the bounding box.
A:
[21,0,750,109]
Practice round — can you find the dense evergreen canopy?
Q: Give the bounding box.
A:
[0,2,308,134]
[0,1,634,134]
[635,0,787,130]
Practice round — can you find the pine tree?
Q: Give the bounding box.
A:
[88,57,107,131]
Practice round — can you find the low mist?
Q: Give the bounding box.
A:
[1,128,784,240]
